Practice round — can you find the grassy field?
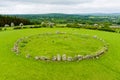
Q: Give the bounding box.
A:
[0,28,120,80]
[17,33,104,58]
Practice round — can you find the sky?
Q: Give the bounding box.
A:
[0,0,120,14]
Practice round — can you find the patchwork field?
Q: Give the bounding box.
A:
[0,28,120,80]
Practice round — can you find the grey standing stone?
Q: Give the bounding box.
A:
[62,54,67,61]
[57,54,61,61]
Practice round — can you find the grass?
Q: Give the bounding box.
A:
[18,33,104,58]
[0,28,120,80]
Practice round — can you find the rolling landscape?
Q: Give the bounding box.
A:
[0,0,120,80]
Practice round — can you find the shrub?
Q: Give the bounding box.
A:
[23,27,29,29]
[98,28,115,32]
[13,27,22,30]
[0,27,2,31]
[30,25,41,28]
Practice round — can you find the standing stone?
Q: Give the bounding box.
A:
[26,54,31,58]
[67,56,73,61]
[62,54,67,61]
[11,22,14,27]
[19,23,24,27]
[40,56,49,61]
[4,24,9,27]
[52,56,57,61]
[77,55,83,61]
[93,35,97,39]
[57,54,61,61]
[35,56,40,60]
[83,55,92,59]
[96,56,99,59]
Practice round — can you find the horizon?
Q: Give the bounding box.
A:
[1,13,120,15]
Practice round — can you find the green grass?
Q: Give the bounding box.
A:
[0,28,120,80]
[18,33,104,58]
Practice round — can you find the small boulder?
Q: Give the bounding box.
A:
[26,54,31,58]
[52,56,57,61]
[35,56,40,60]
[96,56,99,59]
[77,55,83,61]
[83,55,93,59]
[57,54,61,61]
[93,35,97,39]
[67,56,73,61]
[40,56,49,61]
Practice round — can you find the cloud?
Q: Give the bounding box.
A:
[3,0,94,5]
[0,0,120,14]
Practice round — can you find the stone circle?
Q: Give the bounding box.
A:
[12,33,109,62]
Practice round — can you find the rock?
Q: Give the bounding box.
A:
[57,54,61,61]
[83,55,93,59]
[96,56,99,59]
[4,24,9,27]
[19,23,24,27]
[93,35,97,39]
[62,54,67,61]
[77,55,83,61]
[56,31,60,34]
[52,56,57,61]
[35,56,40,60]
[11,22,14,27]
[105,47,108,51]
[67,56,73,61]
[97,49,105,55]
[26,54,31,58]
[40,56,49,61]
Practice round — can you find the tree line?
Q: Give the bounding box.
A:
[0,15,31,27]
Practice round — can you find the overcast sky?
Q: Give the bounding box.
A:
[0,0,120,14]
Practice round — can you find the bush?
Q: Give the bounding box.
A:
[98,28,115,32]
[30,25,41,28]
[0,27,2,31]
[23,27,29,29]
[13,27,22,30]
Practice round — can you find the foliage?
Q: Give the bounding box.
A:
[0,15,31,27]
